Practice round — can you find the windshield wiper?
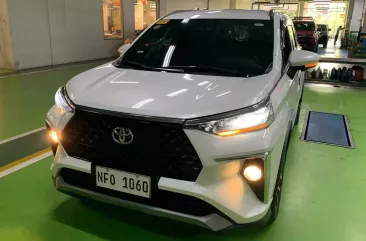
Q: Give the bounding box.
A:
[167,65,249,77]
[118,60,183,73]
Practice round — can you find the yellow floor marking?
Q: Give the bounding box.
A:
[0,148,51,172]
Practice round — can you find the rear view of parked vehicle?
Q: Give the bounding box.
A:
[317,24,331,48]
[293,17,319,52]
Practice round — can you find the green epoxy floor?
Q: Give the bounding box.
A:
[0,63,100,140]
[1,66,366,241]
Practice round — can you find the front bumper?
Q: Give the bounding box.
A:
[47,103,288,230]
[54,175,233,231]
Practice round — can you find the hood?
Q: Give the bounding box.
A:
[66,62,279,119]
[296,30,315,37]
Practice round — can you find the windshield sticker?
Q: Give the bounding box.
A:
[156,19,170,25]
[254,23,264,27]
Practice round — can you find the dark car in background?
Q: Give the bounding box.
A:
[317,24,331,48]
[293,17,319,52]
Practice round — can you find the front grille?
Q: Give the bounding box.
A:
[61,108,202,182]
[60,168,217,217]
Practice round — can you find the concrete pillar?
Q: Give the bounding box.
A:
[350,0,365,32]
[229,0,237,9]
[122,0,135,39]
[159,0,167,16]
[298,1,304,17]
[0,0,15,70]
[345,0,355,31]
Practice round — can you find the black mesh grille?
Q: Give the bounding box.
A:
[60,168,217,217]
[61,108,202,182]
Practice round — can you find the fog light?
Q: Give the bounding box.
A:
[243,166,262,182]
[49,131,59,143]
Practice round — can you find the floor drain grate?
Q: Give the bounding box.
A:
[301,111,355,148]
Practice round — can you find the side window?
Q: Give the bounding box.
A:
[283,27,292,64]
[287,26,297,49]
[291,26,298,48]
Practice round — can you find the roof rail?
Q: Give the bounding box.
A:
[293,16,314,21]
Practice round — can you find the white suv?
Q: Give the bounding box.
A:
[46,10,319,231]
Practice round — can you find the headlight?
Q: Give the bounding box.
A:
[185,99,274,136]
[55,87,74,113]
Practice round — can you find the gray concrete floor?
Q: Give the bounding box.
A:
[317,38,349,58]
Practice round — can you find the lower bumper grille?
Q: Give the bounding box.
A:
[59,168,218,217]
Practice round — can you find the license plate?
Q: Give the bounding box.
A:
[96,166,151,198]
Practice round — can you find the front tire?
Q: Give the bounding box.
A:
[294,98,302,125]
[294,81,304,126]
[323,40,328,48]
[259,124,291,226]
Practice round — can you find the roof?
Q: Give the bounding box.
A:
[165,10,271,20]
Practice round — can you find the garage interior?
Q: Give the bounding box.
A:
[1,0,366,240]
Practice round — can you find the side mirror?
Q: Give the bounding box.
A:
[289,50,320,69]
[118,44,131,56]
[328,29,331,31]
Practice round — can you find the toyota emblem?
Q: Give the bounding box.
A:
[112,127,134,145]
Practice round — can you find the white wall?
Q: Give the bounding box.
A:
[166,0,208,13]
[160,0,253,17]
[7,0,53,69]
[209,0,229,9]
[6,0,134,70]
[236,0,252,10]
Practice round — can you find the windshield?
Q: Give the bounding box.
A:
[294,22,315,31]
[318,25,327,31]
[119,19,274,77]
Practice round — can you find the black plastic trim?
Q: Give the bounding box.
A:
[73,104,185,124]
[61,86,75,109]
[242,158,265,202]
[45,120,58,156]
[184,96,271,126]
